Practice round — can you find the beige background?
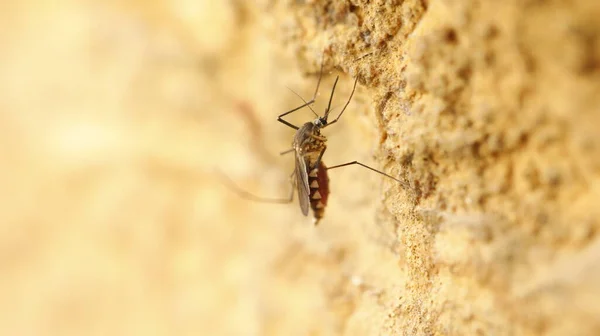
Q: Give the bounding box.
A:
[1,1,600,335]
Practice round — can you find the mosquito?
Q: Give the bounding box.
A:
[220,64,401,225]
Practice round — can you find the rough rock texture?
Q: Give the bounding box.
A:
[2,0,600,335]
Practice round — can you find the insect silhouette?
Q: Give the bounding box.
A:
[220,64,401,225]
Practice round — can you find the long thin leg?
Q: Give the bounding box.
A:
[277,61,325,130]
[311,147,327,171]
[326,160,401,183]
[217,170,295,204]
[286,86,318,117]
[323,77,359,128]
[280,148,295,156]
[276,101,314,130]
[324,76,340,120]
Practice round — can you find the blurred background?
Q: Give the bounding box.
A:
[0,1,395,335]
[1,1,600,335]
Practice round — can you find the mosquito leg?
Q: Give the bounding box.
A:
[323,76,340,120]
[311,58,325,105]
[323,76,359,128]
[326,160,401,183]
[280,148,295,156]
[277,103,312,130]
[310,148,327,171]
[308,134,327,142]
[323,51,370,126]
[286,86,318,117]
[277,60,326,129]
[216,169,295,204]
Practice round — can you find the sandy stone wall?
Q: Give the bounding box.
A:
[1,1,599,335]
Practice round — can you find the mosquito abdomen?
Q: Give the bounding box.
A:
[308,161,330,224]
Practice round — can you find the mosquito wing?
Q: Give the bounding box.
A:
[294,153,310,216]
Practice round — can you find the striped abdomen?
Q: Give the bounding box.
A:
[308,161,330,224]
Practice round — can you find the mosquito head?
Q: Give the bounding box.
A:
[313,116,328,129]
